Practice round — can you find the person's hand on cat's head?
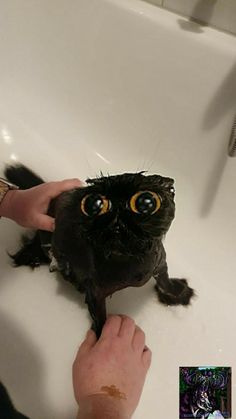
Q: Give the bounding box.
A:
[0,179,83,231]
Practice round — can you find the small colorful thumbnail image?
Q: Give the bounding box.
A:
[179,366,231,418]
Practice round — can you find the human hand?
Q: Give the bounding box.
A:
[73,315,152,419]
[0,179,82,231]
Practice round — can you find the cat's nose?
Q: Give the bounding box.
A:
[110,215,118,225]
[110,215,125,232]
[112,222,125,234]
[114,224,120,233]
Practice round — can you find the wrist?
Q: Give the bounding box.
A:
[0,189,16,219]
[77,394,130,419]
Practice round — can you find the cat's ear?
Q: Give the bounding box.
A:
[86,177,95,185]
[161,177,175,195]
[85,175,106,186]
[146,175,175,195]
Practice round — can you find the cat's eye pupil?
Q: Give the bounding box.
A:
[83,194,104,216]
[136,192,156,214]
[129,191,161,215]
[81,194,111,216]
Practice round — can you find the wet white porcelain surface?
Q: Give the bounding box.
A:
[0,0,235,418]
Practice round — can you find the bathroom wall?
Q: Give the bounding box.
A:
[143,0,236,35]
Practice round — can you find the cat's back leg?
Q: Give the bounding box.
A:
[10,232,50,268]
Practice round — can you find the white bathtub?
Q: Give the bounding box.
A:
[0,0,235,418]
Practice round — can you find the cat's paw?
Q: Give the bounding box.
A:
[10,248,47,268]
[155,278,195,306]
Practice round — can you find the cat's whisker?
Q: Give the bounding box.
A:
[144,142,161,173]
[135,142,150,173]
[137,158,146,172]
[147,159,155,172]
[135,161,143,173]
[84,154,97,178]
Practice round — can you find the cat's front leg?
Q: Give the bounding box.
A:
[154,260,195,306]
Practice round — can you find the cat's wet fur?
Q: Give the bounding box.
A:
[4,164,195,336]
[1,164,195,417]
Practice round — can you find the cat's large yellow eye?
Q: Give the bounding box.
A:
[81,194,111,216]
[129,191,161,215]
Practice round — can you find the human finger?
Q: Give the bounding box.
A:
[132,325,146,353]
[142,347,152,370]
[100,315,122,339]
[77,329,97,357]
[47,178,84,199]
[33,214,55,232]
[118,315,136,341]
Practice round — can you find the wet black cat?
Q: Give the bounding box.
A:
[5,165,195,337]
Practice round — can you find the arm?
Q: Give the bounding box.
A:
[77,394,128,419]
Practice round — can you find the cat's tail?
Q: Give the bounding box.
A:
[4,164,45,190]
[0,381,30,418]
